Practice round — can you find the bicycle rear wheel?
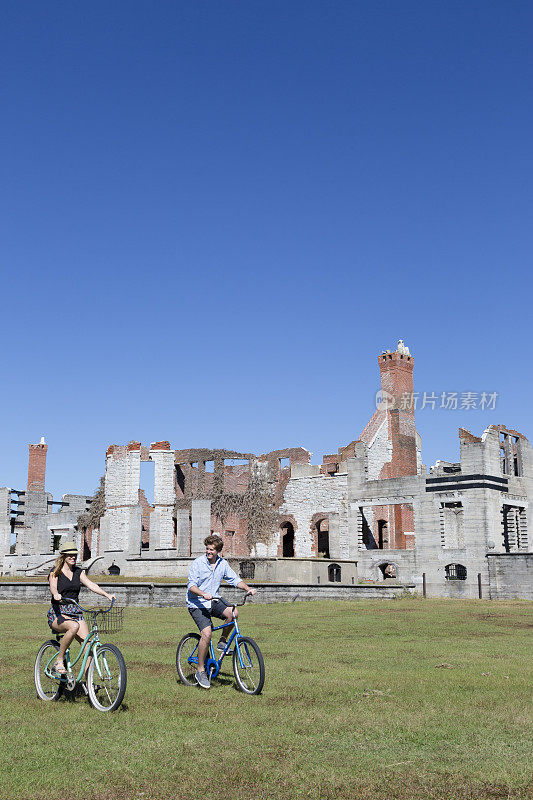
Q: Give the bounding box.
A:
[87,643,127,712]
[35,640,64,701]
[176,633,200,686]
[232,636,265,695]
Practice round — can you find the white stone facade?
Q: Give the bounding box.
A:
[277,473,348,557]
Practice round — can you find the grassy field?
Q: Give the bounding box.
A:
[1,599,532,800]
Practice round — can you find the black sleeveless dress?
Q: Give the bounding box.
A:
[47,567,84,628]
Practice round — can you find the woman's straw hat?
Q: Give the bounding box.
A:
[59,542,78,555]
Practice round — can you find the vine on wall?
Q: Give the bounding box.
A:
[77,476,106,531]
[174,449,280,551]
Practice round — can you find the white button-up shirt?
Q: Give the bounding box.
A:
[186,554,242,609]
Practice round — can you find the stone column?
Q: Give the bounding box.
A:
[150,445,175,551]
[0,487,11,564]
[100,445,142,556]
[191,499,211,556]
[176,509,190,556]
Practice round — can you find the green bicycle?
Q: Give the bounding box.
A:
[34,598,127,712]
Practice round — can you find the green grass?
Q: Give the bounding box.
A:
[1,599,532,800]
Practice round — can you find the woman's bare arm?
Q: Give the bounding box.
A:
[49,573,61,602]
[80,571,115,601]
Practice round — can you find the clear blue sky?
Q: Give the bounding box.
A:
[1,1,531,498]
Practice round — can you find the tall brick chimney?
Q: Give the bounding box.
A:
[378,342,417,478]
[27,437,48,491]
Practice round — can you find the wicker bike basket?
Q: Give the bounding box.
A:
[85,606,124,634]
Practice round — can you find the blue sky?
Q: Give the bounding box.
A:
[1,1,531,498]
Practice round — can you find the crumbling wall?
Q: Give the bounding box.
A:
[100,444,142,554]
[278,473,348,559]
[175,446,310,555]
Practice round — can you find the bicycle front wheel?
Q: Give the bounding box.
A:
[176,633,200,686]
[34,640,64,701]
[232,636,265,695]
[87,643,127,712]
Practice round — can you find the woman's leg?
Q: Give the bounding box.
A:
[50,618,80,672]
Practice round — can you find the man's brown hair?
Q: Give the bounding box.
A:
[204,534,224,552]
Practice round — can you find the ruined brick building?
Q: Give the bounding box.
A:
[1,342,532,599]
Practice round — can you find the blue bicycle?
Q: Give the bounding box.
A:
[176,592,265,695]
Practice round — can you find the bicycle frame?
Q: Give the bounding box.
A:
[190,609,251,678]
[45,600,116,687]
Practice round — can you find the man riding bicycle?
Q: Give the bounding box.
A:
[187,534,257,689]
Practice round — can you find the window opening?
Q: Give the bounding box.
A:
[377,520,388,549]
[175,465,185,494]
[316,518,330,558]
[281,522,295,557]
[240,560,255,580]
[379,563,396,579]
[440,501,464,548]
[445,563,467,580]
[501,505,528,552]
[328,563,341,582]
[82,538,91,561]
[500,445,507,475]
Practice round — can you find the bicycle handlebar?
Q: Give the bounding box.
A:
[211,591,255,609]
[54,597,115,614]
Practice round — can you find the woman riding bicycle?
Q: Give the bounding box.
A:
[47,541,115,678]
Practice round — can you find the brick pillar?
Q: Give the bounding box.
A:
[27,439,48,491]
[378,350,417,478]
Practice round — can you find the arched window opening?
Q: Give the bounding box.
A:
[445,563,467,581]
[108,562,120,576]
[328,563,341,582]
[377,520,388,549]
[379,562,396,580]
[316,517,330,558]
[281,522,295,557]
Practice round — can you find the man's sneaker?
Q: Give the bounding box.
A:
[195,670,210,689]
[216,640,230,653]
